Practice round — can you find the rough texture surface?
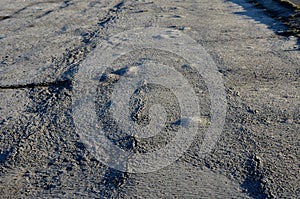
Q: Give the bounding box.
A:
[0,0,299,198]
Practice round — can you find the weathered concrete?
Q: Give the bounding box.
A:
[0,0,299,198]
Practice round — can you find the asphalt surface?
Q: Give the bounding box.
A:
[0,0,299,198]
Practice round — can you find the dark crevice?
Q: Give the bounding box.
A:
[1,0,73,21]
[114,1,125,10]
[98,1,126,27]
[36,10,54,19]
[1,0,126,90]
[0,148,14,164]
[0,0,130,197]
[99,168,129,198]
[59,0,73,9]
[241,155,271,199]
[36,0,130,197]
[0,16,11,21]
[110,1,126,13]
[0,79,71,90]
[98,16,117,27]
[54,0,127,79]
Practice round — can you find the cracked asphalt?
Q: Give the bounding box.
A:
[0,0,299,198]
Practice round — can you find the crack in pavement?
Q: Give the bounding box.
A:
[1,0,131,197]
[0,80,71,90]
[13,0,132,197]
[1,0,299,198]
[0,0,72,21]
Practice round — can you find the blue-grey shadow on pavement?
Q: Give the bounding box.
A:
[228,0,300,49]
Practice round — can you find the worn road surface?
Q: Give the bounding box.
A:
[0,0,299,198]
